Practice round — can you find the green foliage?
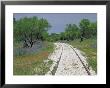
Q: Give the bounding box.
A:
[79,19,90,38]
[44,18,97,42]
[14,17,97,43]
[79,19,97,39]
[65,24,80,40]
[47,19,97,42]
[49,33,60,41]
[88,22,97,37]
[59,32,66,40]
[14,17,51,47]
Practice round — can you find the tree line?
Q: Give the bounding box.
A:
[14,16,97,48]
[47,19,97,42]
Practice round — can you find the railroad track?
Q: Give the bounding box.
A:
[47,43,94,75]
[51,44,63,75]
[69,45,91,75]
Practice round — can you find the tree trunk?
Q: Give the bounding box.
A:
[23,40,29,48]
[23,33,29,48]
[30,41,33,47]
[29,32,34,48]
[80,35,83,42]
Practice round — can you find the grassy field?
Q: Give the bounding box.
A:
[13,42,54,75]
[69,38,97,73]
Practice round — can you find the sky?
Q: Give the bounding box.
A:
[14,13,97,34]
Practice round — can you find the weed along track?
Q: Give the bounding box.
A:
[46,43,95,75]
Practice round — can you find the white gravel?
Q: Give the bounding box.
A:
[46,42,96,75]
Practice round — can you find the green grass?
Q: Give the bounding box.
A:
[69,38,97,73]
[13,41,54,75]
[42,41,54,53]
[14,41,23,48]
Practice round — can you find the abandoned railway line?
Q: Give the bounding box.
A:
[46,42,95,75]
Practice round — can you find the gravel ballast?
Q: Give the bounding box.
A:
[46,42,96,75]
